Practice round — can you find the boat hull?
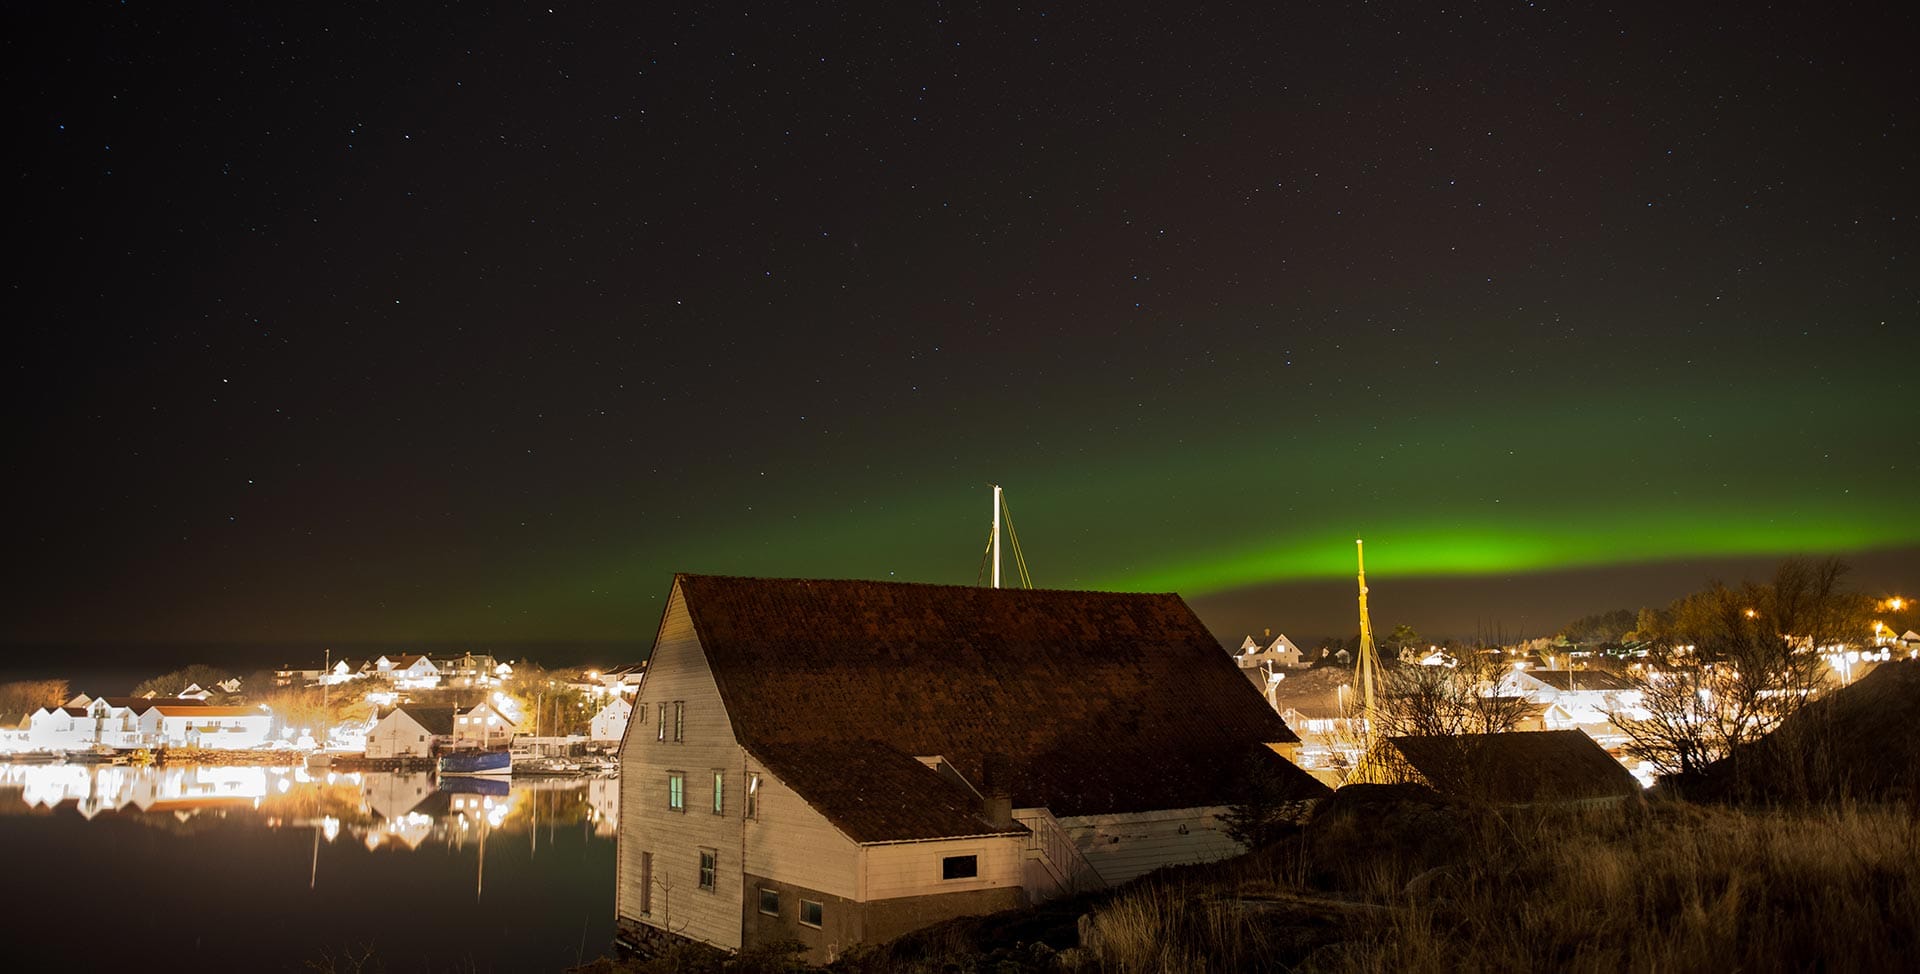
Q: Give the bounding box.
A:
[438,750,512,776]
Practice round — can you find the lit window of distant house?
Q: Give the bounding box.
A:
[698,849,717,891]
[673,701,685,742]
[667,772,685,811]
[941,855,978,879]
[657,703,666,741]
[799,899,823,928]
[712,771,725,815]
[759,888,779,916]
[746,773,761,820]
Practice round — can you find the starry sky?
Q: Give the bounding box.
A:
[5,3,1916,659]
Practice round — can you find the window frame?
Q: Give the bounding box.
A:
[657,703,666,741]
[712,770,725,815]
[941,854,979,880]
[698,848,717,892]
[799,899,823,928]
[673,701,685,742]
[667,771,686,812]
[745,772,761,820]
[758,888,780,916]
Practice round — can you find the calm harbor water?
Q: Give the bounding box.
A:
[0,763,619,971]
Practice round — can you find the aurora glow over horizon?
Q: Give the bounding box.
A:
[8,4,1916,649]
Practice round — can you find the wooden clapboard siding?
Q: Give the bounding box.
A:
[617,581,748,950]
[860,837,1025,901]
[1058,806,1240,886]
[743,758,861,899]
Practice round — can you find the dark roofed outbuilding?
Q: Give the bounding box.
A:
[674,574,1325,818]
[1380,730,1642,804]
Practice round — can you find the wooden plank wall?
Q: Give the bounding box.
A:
[617,582,749,950]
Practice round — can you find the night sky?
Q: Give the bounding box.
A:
[7,4,1916,659]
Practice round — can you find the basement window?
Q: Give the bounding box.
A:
[941,855,978,880]
[799,899,823,928]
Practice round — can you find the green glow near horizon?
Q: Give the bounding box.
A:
[393,370,1918,640]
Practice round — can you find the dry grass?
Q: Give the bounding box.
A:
[1071,802,1920,974]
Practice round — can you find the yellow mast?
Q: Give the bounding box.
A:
[1355,539,1380,752]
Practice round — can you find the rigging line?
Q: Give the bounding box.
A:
[977,528,995,587]
[1001,494,1033,588]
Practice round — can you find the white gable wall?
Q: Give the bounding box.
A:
[367,712,433,758]
[741,758,860,899]
[618,582,749,951]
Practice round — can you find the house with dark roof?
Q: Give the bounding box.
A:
[1367,730,1643,805]
[373,653,441,690]
[366,706,458,759]
[617,574,1327,962]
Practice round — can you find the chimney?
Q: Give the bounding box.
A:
[982,793,1013,828]
[979,752,1014,828]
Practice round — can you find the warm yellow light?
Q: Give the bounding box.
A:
[1744,608,1758,619]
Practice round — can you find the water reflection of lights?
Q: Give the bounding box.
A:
[3,765,593,852]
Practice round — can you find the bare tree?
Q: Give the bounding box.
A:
[1612,557,1869,777]
[1373,656,1533,739]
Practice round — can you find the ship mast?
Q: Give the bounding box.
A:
[1354,539,1380,752]
[991,484,1003,589]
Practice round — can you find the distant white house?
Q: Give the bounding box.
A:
[139,705,273,749]
[373,654,441,690]
[452,702,515,749]
[25,696,222,751]
[321,659,371,686]
[1494,669,1642,738]
[590,697,633,744]
[366,707,457,759]
[434,652,505,689]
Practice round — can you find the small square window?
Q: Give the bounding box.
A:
[799,899,822,928]
[698,849,717,891]
[941,855,978,880]
[759,888,779,916]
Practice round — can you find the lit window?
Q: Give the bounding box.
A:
[941,855,978,880]
[698,849,717,891]
[657,703,666,741]
[746,773,761,820]
[799,899,822,928]
[712,771,725,815]
[759,888,779,916]
[673,701,685,742]
[667,772,685,811]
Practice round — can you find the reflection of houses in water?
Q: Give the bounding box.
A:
[2,763,285,818]
[588,777,619,837]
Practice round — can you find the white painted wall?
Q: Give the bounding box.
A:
[741,759,860,899]
[618,582,748,951]
[366,712,434,758]
[860,836,1024,901]
[591,698,631,743]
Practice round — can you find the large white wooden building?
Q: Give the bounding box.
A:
[617,575,1327,963]
[365,706,457,759]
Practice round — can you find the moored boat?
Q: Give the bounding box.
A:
[438,749,512,776]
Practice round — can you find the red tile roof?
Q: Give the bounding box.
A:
[675,574,1327,818]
